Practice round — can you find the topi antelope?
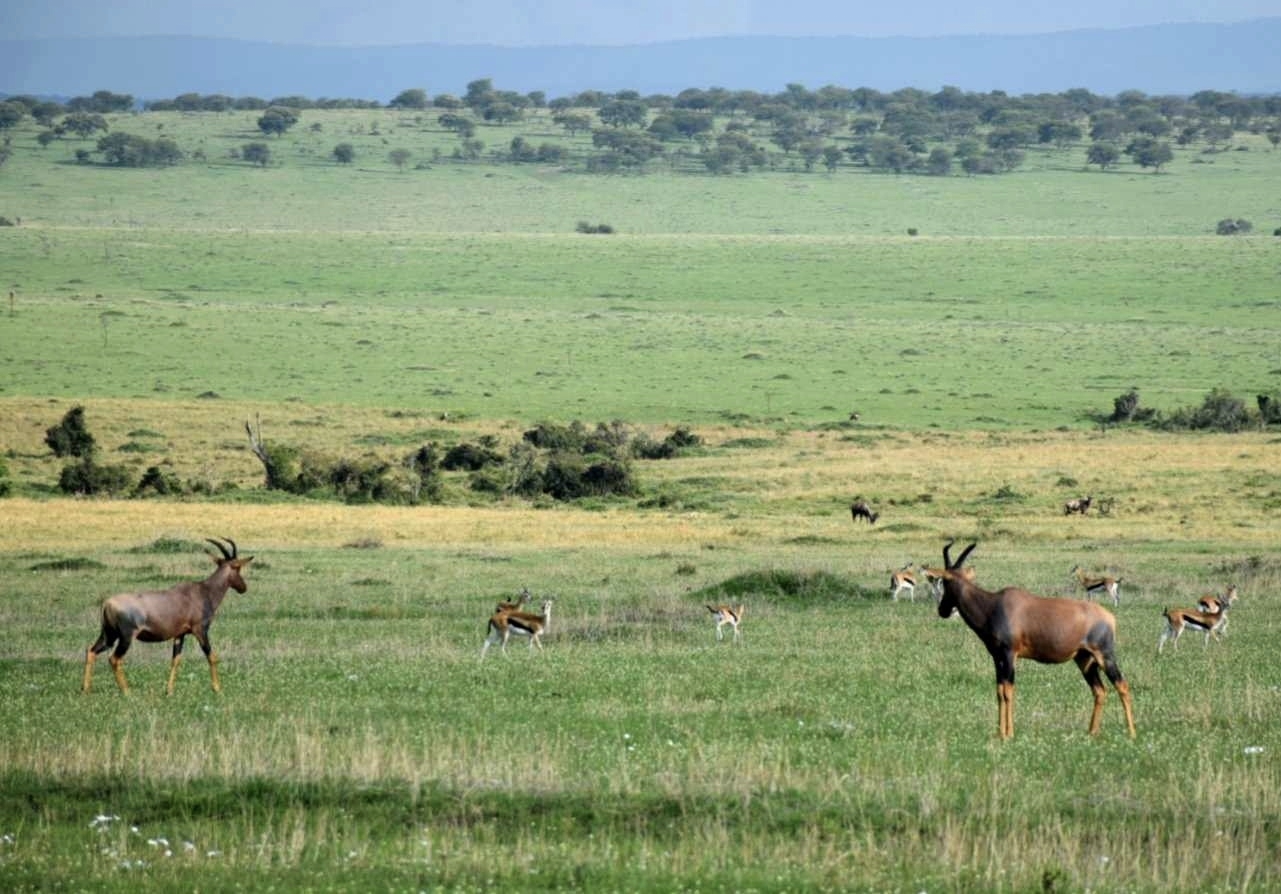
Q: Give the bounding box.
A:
[889,564,918,602]
[1071,566,1121,606]
[936,541,1136,740]
[707,604,744,642]
[82,537,254,695]
[481,599,553,658]
[849,499,879,525]
[1159,588,1237,653]
[1063,495,1092,515]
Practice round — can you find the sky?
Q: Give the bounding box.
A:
[4,0,1280,45]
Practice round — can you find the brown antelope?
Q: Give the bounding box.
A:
[1071,565,1121,606]
[481,599,553,658]
[889,564,918,602]
[82,538,254,695]
[1159,588,1237,653]
[936,541,1136,740]
[849,499,879,525]
[495,587,530,614]
[1064,495,1092,515]
[706,604,744,642]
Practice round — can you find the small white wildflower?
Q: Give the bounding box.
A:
[206,850,222,858]
[1244,746,1264,755]
[184,841,196,853]
[90,814,120,828]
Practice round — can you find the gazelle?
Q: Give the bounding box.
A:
[1159,589,1236,653]
[82,537,253,695]
[889,564,918,602]
[937,541,1136,740]
[481,599,553,658]
[921,566,949,602]
[1198,584,1238,618]
[1071,565,1121,606]
[707,604,744,642]
[495,587,530,614]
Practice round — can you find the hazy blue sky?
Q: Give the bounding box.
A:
[5,0,1280,45]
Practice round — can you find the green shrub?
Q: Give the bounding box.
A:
[134,465,184,497]
[45,405,96,458]
[58,457,134,496]
[1162,388,1252,432]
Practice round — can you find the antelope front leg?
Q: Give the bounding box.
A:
[166,636,186,695]
[81,648,98,693]
[197,634,221,693]
[997,681,1015,739]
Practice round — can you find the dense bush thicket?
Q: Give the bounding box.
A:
[1105,388,1280,432]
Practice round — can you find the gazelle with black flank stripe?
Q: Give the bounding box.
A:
[1159,588,1236,653]
[481,599,553,658]
[1071,565,1121,606]
[707,604,744,643]
[889,564,918,602]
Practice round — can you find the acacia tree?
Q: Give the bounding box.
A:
[332,142,355,164]
[257,106,299,137]
[1086,142,1120,170]
[389,88,428,109]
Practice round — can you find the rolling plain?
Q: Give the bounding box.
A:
[1,106,1280,891]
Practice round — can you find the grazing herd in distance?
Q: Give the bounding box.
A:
[77,508,1242,740]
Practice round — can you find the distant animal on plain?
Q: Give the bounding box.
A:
[850,499,878,525]
[707,604,744,643]
[1064,495,1092,515]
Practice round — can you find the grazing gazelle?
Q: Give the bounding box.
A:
[889,564,918,602]
[1159,588,1237,653]
[706,604,744,642]
[82,537,253,695]
[1071,565,1121,606]
[481,599,553,658]
[937,541,1136,740]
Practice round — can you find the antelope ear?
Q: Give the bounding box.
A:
[237,556,255,567]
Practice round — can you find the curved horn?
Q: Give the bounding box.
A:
[951,542,977,570]
[942,539,956,567]
[206,537,234,560]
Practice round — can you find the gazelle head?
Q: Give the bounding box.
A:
[206,537,253,594]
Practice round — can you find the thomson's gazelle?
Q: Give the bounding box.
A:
[707,604,744,643]
[481,599,553,658]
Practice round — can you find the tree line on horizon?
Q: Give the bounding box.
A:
[2,80,1280,177]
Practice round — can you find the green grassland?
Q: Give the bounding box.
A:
[1,108,1280,891]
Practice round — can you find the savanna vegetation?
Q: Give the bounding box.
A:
[0,77,1279,892]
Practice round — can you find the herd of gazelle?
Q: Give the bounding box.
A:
[77,535,1242,742]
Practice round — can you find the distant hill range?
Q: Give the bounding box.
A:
[3,19,1280,102]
